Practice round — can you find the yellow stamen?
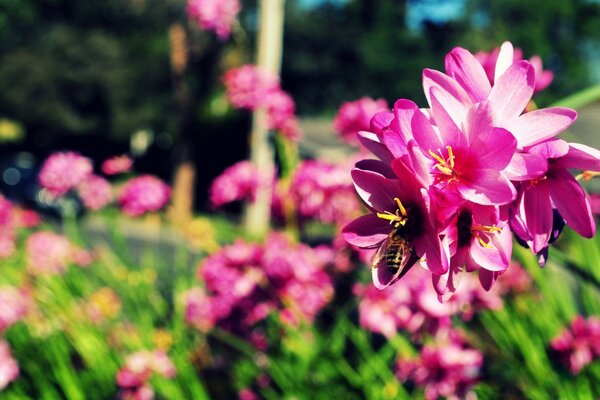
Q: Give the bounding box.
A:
[376,198,409,228]
[477,236,493,248]
[429,146,457,178]
[394,197,407,217]
[471,225,501,233]
[576,171,600,181]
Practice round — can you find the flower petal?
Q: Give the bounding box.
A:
[457,169,517,205]
[503,107,577,148]
[342,214,390,248]
[470,225,512,272]
[422,69,470,127]
[521,184,553,254]
[428,87,466,151]
[494,41,514,83]
[488,60,535,121]
[357,131,394,163]
[445,47,492,103]
[503,151,548,181]
[548,169,595,238]
[554,143,600,171]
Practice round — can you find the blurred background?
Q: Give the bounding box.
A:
[2,1,600,399]
[2,0,600,209]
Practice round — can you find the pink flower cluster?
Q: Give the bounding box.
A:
[116,350,176,400]
[118,175,171,217]
[342,41,600,298]
[289,160,361,226]
[77,175,113,211]
[39,152,113,211]
[397,330,483,400]
[209,161,261,208]
[0,287,29,333]
[551,315,600,374]
[333,97,389,146]
[0,340,19,391]
[0,196,16,259]
[38,152,93,197]
[184,234,334,341]
[101,154,133,176]
[26,231,92,275]
[223,65,301,141]
[475,42,554,93]
[354,262,519,339]
[187,0,241,40]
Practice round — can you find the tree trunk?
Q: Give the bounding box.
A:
[243,0,286,237]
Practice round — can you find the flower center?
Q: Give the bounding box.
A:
[429,146,458,181]
[471,224,501,248]
[457,210,500,249]
[376,197,409,229]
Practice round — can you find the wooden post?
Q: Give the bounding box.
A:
[243,0,285,237]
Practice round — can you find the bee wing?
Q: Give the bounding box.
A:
[371,237,416,290]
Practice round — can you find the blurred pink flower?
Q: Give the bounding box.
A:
[15,209,41,229]
[101,155,133,176]
[0,340,19,390]
[223,65,301,141]
[0,196,16,259]
[290,160,360,226]
[223,65,279,110]
[397,331,482,400]
[119,175,170,217]
[187,234,334,339]
[0,287,29,332]
[117,350,175,399]
[38,152,93,197]
[187,0,241,39]
[475,42,554,93]
[551,315,600,374]
[77,175,113,211]
[183,287,218,332]
[334,97,388,145]
[496,262,532,294]
[265,89,302,141]
[209,161,260,208]
[26,231,73,275]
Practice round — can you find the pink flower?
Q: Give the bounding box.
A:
[101,155,133,176]
[290,160,360,226]
[38,152,93,197]
[183,288,218,332]
[424,43,576,152]
[117,350,175,397]
[223,65,280,110]
[188,235,333,337]
[119,175,170,217]
[26,231,74,275]
[209,161,260,208]
[475,42,554,93]
[77,175,113,211]
[223,65,301,140]
[511,139,600,255]
[0,287,28,333]
[0,340,19,390]
[410,98,517,206]
[398,331,482,400]
[187,0,241,39]
[342,159,448,288]
[334,97,388,145]
[434,191,512,295]
[551,316,600,374]
[265,89,302,141]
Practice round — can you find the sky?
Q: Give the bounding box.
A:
[298,0,466,30]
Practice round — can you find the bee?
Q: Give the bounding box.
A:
[371,228,416,283]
